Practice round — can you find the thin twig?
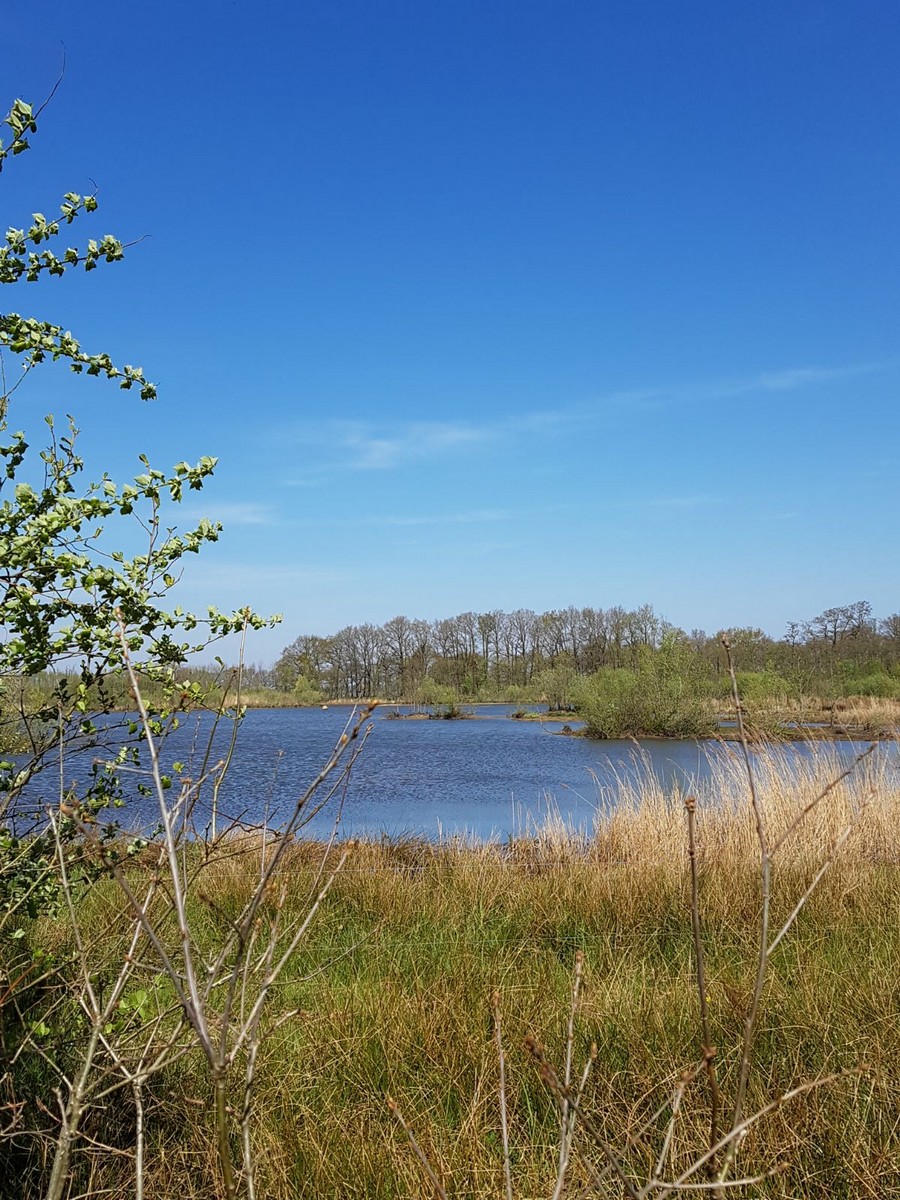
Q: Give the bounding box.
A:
[491,990,514,1200]
[653,1072,690,1180]
[552,948,584,1200]
[719,635,769,1178]
[387,1096,449,1200]
[115,615,214,1059]
[651,1068,864,1199]
[525,1034,641,1200]
[652,1170,786,1191]
[684,795,721,1181]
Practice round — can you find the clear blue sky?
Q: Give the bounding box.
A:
[3,1,898,662]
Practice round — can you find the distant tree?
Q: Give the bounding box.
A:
[477,610,503,688]
[625,603,661,660]
[806,601,874,647]
[508,608,539,683]
[272,602,900,703]
[534,655,578,711]
[717,627,774,673]
[574,636,714,739]
[383,614,416,696]
[274,634,331,692]
[579,606,610,672]
[456,610,480,693]
[540,609,568,665]
[784,620,805,648]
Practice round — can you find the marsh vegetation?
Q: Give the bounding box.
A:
[3,740,897,1198]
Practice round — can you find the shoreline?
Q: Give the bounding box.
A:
[228,702,899,741]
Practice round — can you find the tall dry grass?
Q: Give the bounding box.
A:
[746,693,900,736]
[577,740,895,867]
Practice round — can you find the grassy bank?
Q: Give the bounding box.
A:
[3,744,898,1198]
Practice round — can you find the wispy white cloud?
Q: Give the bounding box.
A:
[345,420,489,469]
[286,419,492,472]
[372,507,514,527]
[754,364,878,391]
[284,507,537,530]
[186,563,348,587]
[642,494,719,510]
[181,501,278,526]
[609,492,720,513]
[514,388,662,432]
[492,362,883,437]
[576,362,885,416]
[271,359,887,481]
[281,475,324,489]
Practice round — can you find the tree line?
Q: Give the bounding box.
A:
[269,600,900,703]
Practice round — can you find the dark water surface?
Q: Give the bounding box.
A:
[27,705,891,842]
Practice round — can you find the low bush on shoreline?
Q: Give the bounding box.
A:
[573,642,716,739]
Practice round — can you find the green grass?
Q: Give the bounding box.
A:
[3,745,899,1198]
[7,869,899,1197]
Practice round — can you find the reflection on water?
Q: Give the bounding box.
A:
[14,705,895,842]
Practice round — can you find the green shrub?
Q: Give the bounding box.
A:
[573,639,714,738]
[418,676,461,716]
[731,669,793,704]
[840,662,900,700]
[293,674,325,705]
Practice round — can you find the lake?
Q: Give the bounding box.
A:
[27,704,889,842]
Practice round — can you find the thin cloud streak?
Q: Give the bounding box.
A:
[570,361,886,423]
[290,419,492,471]
[271,359,886,479]
[637,494,720,510]
[181,501,278,527]
[755,364,877,391]
[373,508,513,527]
[285,507,553,530]
[185,563,349,586]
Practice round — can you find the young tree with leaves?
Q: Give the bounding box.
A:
[0,94,273,833]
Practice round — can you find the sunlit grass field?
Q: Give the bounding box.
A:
[7,744,899,1198]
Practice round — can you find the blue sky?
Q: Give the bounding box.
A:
[3,1,898,661]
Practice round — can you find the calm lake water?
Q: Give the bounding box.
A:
[24,704,892,842]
